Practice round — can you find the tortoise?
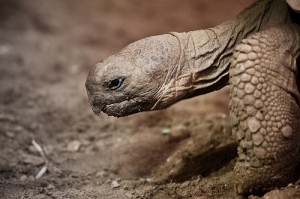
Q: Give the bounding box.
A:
[85,0,300,195]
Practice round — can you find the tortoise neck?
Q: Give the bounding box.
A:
[170,0,290,98]
[151,0,290,110]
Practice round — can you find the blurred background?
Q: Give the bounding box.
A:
[0,0,252,198]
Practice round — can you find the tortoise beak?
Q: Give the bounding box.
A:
[85,74,106,115]
[91,103,105,115]
[88,95,106,115]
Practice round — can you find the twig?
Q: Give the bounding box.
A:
[32,139,49,179]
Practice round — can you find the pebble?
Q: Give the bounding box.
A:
[111,180,120,188]
[28,145,39,154]
[125,192,133,199]
[14,125,24,132]
[95,170,108,178]
[20,175,28,181]
[161,128,170,136]
[0,113,16,122]
[5,131,15,138]
[168,125,190,142]
[67,140,81,152]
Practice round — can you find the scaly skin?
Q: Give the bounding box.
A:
[85,0,300,195]
[230,25,300,194]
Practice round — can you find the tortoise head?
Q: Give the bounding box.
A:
[85,34,182,117]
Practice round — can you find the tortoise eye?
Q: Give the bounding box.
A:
[108,77,125,90]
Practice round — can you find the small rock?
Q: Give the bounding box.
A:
[95,170,108,178]
[123,185,130,190]
[161,128,170,136]
[14,125,23,132]
[29,123,40,131]
[5,131,15,138]
[46,183,55,189]
[28,145,39,154]
[168,125,190,142]
[180,181,191,188]
[81,139,91,146]
[67,140,81,152]
[125,192,133,198]
[145,178,152,182]
[111,180,120,188]
[139,178,147,182]
[0,113,16,122]
[20,175,27,181]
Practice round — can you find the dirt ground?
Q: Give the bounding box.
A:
[1,0,300,198]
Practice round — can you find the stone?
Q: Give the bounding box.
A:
[111,180,120,188]
[168,125,190,142]
[67,140,81,152]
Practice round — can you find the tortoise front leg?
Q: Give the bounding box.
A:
[230,24,300,194]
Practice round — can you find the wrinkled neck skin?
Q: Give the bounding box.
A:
[152,0,290,110]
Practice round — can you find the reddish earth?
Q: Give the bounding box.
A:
[1,0,300,198]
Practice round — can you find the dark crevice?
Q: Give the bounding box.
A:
[171,142,237,182]
[289,6,300,25]
[296,55,300,95]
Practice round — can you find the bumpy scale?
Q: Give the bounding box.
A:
[230,25,300,194]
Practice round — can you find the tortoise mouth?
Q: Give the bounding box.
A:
[104,99,144,117]
[90,96,145,117]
